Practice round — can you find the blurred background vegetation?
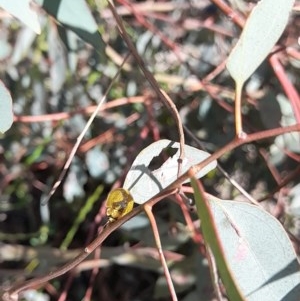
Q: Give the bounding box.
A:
[1,0,300,300]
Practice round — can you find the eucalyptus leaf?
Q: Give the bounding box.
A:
[48,22,67,93]
[0,0,41,34]
[209,197,300,300]
[85,147,110,178]
[10,27,37,66]
[63,159,87,203]
[191,178,245,301]
[0,81,13,133]
[35,0,105,51]
[123,139,217,204]
[226,0,294,85]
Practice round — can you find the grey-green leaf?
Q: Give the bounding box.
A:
[0,0,41,34]
[123,139,217,204]
[209,198,300,301]
[226,0,294,85]
[35,0,105,51]
[0,81,13,133]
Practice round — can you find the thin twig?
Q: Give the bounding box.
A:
[107,0,185,172]
[42,53,131,205]
[144,204,178,301]
[4,190,173,299]
[14,96,144,123]
[183,125,260,206]
[5,123,300,299]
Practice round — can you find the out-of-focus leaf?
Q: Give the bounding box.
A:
[111,247,185,273]
[47,22,67,93]
[288,183,300,217]
[0,0,41,34]
[0,81,13,133]
[269,94,300,165]
[120,215,149,231]
[31,82,45,112]
[58,28,80,72]
[22,289,49,301]
[112,250,163,272]
[10,27,37,66]
[155,259,196,298]
[226,0,294,85]
[63,158,87,203]
[85,147,110,178]
[275,94,300,153]
[0,39,11,61]
[35,0,105,52]
[123,139,217,204]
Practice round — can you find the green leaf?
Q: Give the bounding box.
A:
[123,139,217,204]
[0,81,13,133]
[226,0,294,85]
[35,0,105,51]
[0,0,41,34]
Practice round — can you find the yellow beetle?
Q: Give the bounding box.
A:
[106,188,134,223]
